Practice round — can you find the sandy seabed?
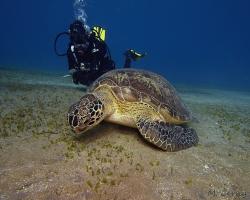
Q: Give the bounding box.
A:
[0,68,249,200]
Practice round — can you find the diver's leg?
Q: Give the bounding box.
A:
[124,57,131,68]
[72,71,79,84]
[76,71,90,85]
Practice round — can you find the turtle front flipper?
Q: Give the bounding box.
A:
[136,118,198,151]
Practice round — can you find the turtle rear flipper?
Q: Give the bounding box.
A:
[136,118,198,151]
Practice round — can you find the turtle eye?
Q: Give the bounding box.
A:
[68,115,73,125]
[68,114,79,128]
[72,116,78,127]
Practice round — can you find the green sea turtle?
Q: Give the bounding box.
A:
[68,69,198,151]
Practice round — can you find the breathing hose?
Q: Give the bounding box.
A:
[54,32,69,56]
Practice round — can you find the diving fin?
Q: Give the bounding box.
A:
[125,49,147,61]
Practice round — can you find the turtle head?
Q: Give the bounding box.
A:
[67,93,105,134]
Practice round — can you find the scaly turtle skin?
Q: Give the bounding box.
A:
[68,69,198,151]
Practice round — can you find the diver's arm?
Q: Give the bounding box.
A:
[67,45,78,71]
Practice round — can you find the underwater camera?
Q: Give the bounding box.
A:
[54,20,88,56]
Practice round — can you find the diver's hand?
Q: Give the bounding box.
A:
[80,63,91,72]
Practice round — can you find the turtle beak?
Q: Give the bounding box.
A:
[68,114,87,135]
[73,126,87,134]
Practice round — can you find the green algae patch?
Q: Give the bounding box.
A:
[149,160,160,167]
[110,179,116,186]
[199,104,250,143]
[120,173,129,178]
[86,180,93,188]
[152,171,156,180]
[135,163,144,172]
[184,178,193,186]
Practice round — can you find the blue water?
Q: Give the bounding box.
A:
[0,0,250,91]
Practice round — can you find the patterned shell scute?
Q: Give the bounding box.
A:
[89,69,191,121]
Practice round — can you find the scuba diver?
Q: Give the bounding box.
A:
[55,20,115,85]
[55,20,146,86]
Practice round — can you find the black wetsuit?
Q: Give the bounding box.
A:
[67,33,115,85]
